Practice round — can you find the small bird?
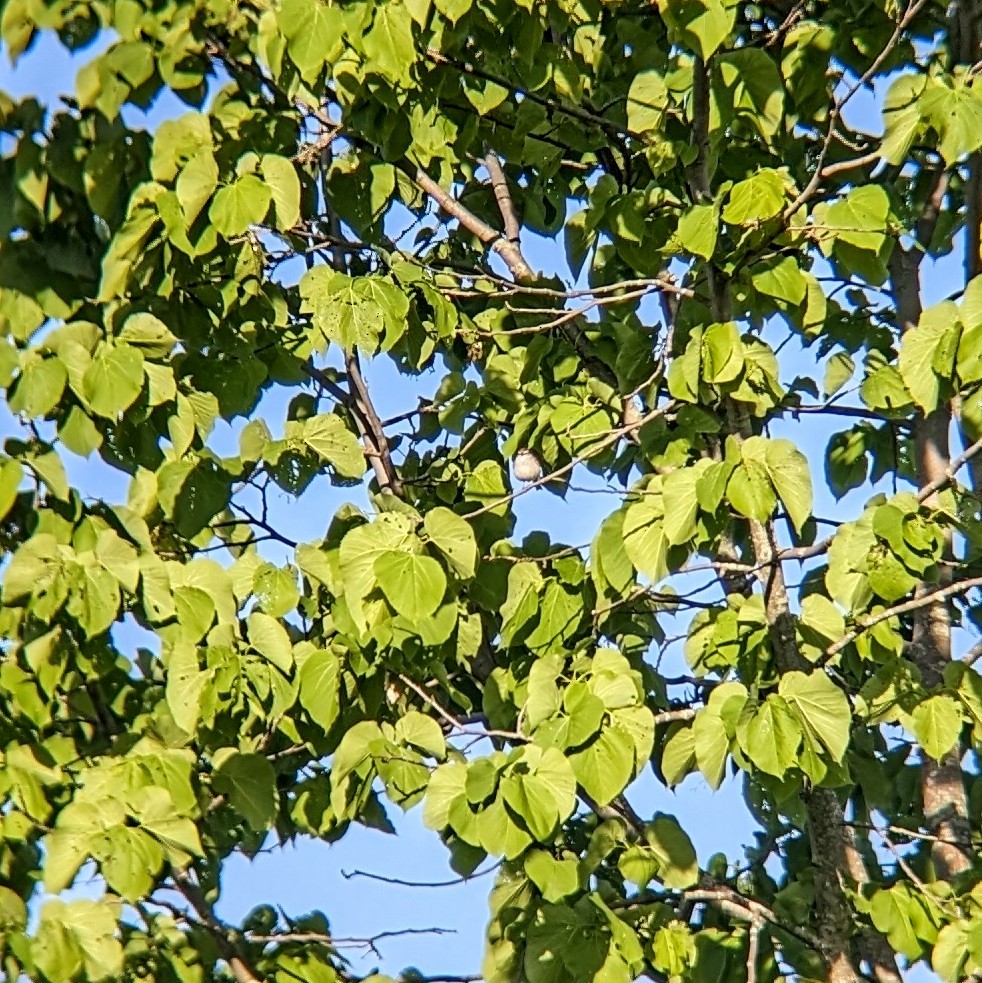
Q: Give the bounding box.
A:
[621,398,643,445]
[622,399,642,431]
[512,448,543,483]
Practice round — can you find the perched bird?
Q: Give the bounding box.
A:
[622,398,643,432]
[512,448,543,483]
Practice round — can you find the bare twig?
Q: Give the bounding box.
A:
[247,926,455,957]
[483,152,522,246]
[747,916,763,983]
[963,639,982,665]
[171,870,261,983]
[916,434,982,501]
[825,575,982,660]
[783,0,930,219]
[346,352,404,497]
[684,885,821,950]
[652,707,698,727]
[396,672,525,742]
[413,166,533,281]
[341,863,500,888]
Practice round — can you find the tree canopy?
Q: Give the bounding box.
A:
[1,0,982,982]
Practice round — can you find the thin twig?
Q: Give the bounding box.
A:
[171,870,261,983]
[341,863,500,888]
[825,575,982,659]
[783,0,930,219]
[917,434,982,501]
[396,673,525,742]
[413,166,533,281]
[483,152,522,246]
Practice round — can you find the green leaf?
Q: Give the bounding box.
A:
[82,345,145,418]
[692,709,729,789]
[674,203,717,259]
[253,563,299,618]
[870,886,927,962]
[646,814,699,889]
[814,184,890,253]
[824,352,855,398]
[626,70,668,136]
[880,74,928,165]
[423,761,467,831]
[910,695,962,761]
[0,457,22,521]
[921,76,982,164]
[165,644,206,734]
[726,460,776,522]
[247,612,294,673]
[176,152,219,223]
[779,670,851,762]
[300,268,388,354]
[525,580,581,654]
[118,312,177,357]
[701,321,743,383]
[932,922,970,982]
[260,154,301,231]
[213,752,278,829]
[209,174,272,237]
[100,827,164,901]
[751,255,807,305]
[722,168,786,224]
[395,710,446,759]
[298,414,365,478]
[374,551,447,621]
[298,648,341,733]
[593,508,635,595]
[735,696,802,777]
[361,1,417,85]
[661,725,697,787]
[525,850,580,902]
[95,530,139,591]
[424,507,478,578]
[662,468,700,545]
[504,746,577,842]
[36,899,123,983]
[622,496,669,583]
[618,843,660,888]
[9,357,67,417]
[715,49,785,139]
[278,0,343,80]
[29,449,70,501]
[570,727,635,806]
[434,0,472,24]
[763,438,813,532]
[899,301,958,411]
[655,0,735,59]
[621,815,699,890]
[338,513,416,631]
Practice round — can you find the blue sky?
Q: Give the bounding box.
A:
[1,28,970,981]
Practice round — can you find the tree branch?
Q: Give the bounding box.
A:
[412,166,534,282]
[345,351,404,498]
[782,0,930,219]
[483,152,522,247]
[824,575,982,660]
[396,672,525,742]
[171,870,262,983]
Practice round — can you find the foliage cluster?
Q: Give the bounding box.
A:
[0,0,981,982]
